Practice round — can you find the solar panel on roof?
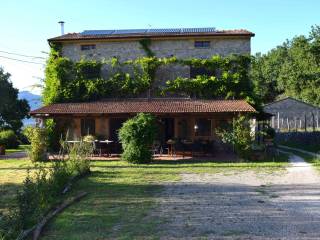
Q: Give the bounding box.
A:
[113,29,147,34]
[81,30,115,35]
[81,27,216,36]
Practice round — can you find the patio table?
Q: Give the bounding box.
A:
[97,140,114,156]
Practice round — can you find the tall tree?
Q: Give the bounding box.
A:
[0,67,30,132]
[251,25,320,106]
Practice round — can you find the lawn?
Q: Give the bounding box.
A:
[0,155,289,239]
[5,144,30,154]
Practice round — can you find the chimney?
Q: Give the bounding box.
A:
[58,21,65,35]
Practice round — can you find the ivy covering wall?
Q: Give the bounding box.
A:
[43,44,257,107]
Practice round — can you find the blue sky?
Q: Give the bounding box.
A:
[0,0,319,94]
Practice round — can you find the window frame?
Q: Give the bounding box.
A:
[80,44,96,51]
[81,118,96,136]
[194,41,211,48]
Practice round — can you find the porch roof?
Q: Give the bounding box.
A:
[30,98,256,117]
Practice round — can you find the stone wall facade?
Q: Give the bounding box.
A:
[60,37,251,94]
[264,97,320,130]
[61,37,251,62]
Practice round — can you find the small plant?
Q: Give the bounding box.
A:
[216,116,254,159]
[119,113,157,163]
[24,127,48,162]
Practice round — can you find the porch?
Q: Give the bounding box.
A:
[30,98,256,155]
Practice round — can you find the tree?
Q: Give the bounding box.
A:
[250,25,320,106]
[0,67,30,132]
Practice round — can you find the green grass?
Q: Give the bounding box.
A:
[5,144,30,154]
[0,154,289,239]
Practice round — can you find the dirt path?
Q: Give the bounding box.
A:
[154,155,320,239]
[0,151,27,160]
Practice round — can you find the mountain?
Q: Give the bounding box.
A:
[18,91,42,126]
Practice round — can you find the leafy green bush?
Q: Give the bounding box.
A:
[24,127,48,162]
[0,129,19,149]
[119,113,157,163]
[216,116,254,159]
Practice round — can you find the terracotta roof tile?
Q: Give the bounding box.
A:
[30,99,256,116]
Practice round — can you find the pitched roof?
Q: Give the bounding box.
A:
[48,28,254,42]
[30,98,256,116]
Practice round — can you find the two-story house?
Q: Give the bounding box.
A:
[31,28,255,154]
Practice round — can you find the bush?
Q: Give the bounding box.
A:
[216,116,254,159]
[0,129,19,149]
[24,127,48,162]
[119,113,157,163]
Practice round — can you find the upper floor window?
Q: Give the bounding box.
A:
[81,44,96,51]
[194,41,210,48]
[190,66,213,78]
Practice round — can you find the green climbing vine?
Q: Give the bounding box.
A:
[139,38,154,57]
[43,46,257,106]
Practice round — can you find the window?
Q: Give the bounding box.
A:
[190,66,213,78]
[81,44,96,51]
[194,41,210,48]
[194,118,212,136]
[81,119,95,136]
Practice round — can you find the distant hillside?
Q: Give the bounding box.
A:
[18,91,42,126]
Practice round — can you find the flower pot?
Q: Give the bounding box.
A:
[0,145,5,155]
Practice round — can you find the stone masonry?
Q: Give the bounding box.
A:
[60,37,251,92]
[61,37,251,62]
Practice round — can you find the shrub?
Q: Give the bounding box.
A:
[119,113,157,163]
[216,116,254,159]
[67,141,93,176]
[0,129,19,149]
[24,127,48,162]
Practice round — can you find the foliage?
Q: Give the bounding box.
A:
[24,127,48,162]
[62,140,93,176]
[139,38,154,57]
[42,46,257,105]
[216,116,254,159]
[0,139,93,239]
[251,25,320,106]
[119,113,157,163]
[83,135,95,142]
[163,55,257,106]
[0,67,30,132]
[0,129,19,149]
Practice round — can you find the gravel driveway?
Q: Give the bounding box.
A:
[154,154,320,239]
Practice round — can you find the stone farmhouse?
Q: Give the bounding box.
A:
[31,27,255,155]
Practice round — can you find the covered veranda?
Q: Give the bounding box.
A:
[30,98,256,157]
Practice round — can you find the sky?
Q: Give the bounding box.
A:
[0,0,319,94]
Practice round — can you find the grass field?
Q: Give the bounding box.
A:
[0,155,289,239]
[5,144,30,154]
